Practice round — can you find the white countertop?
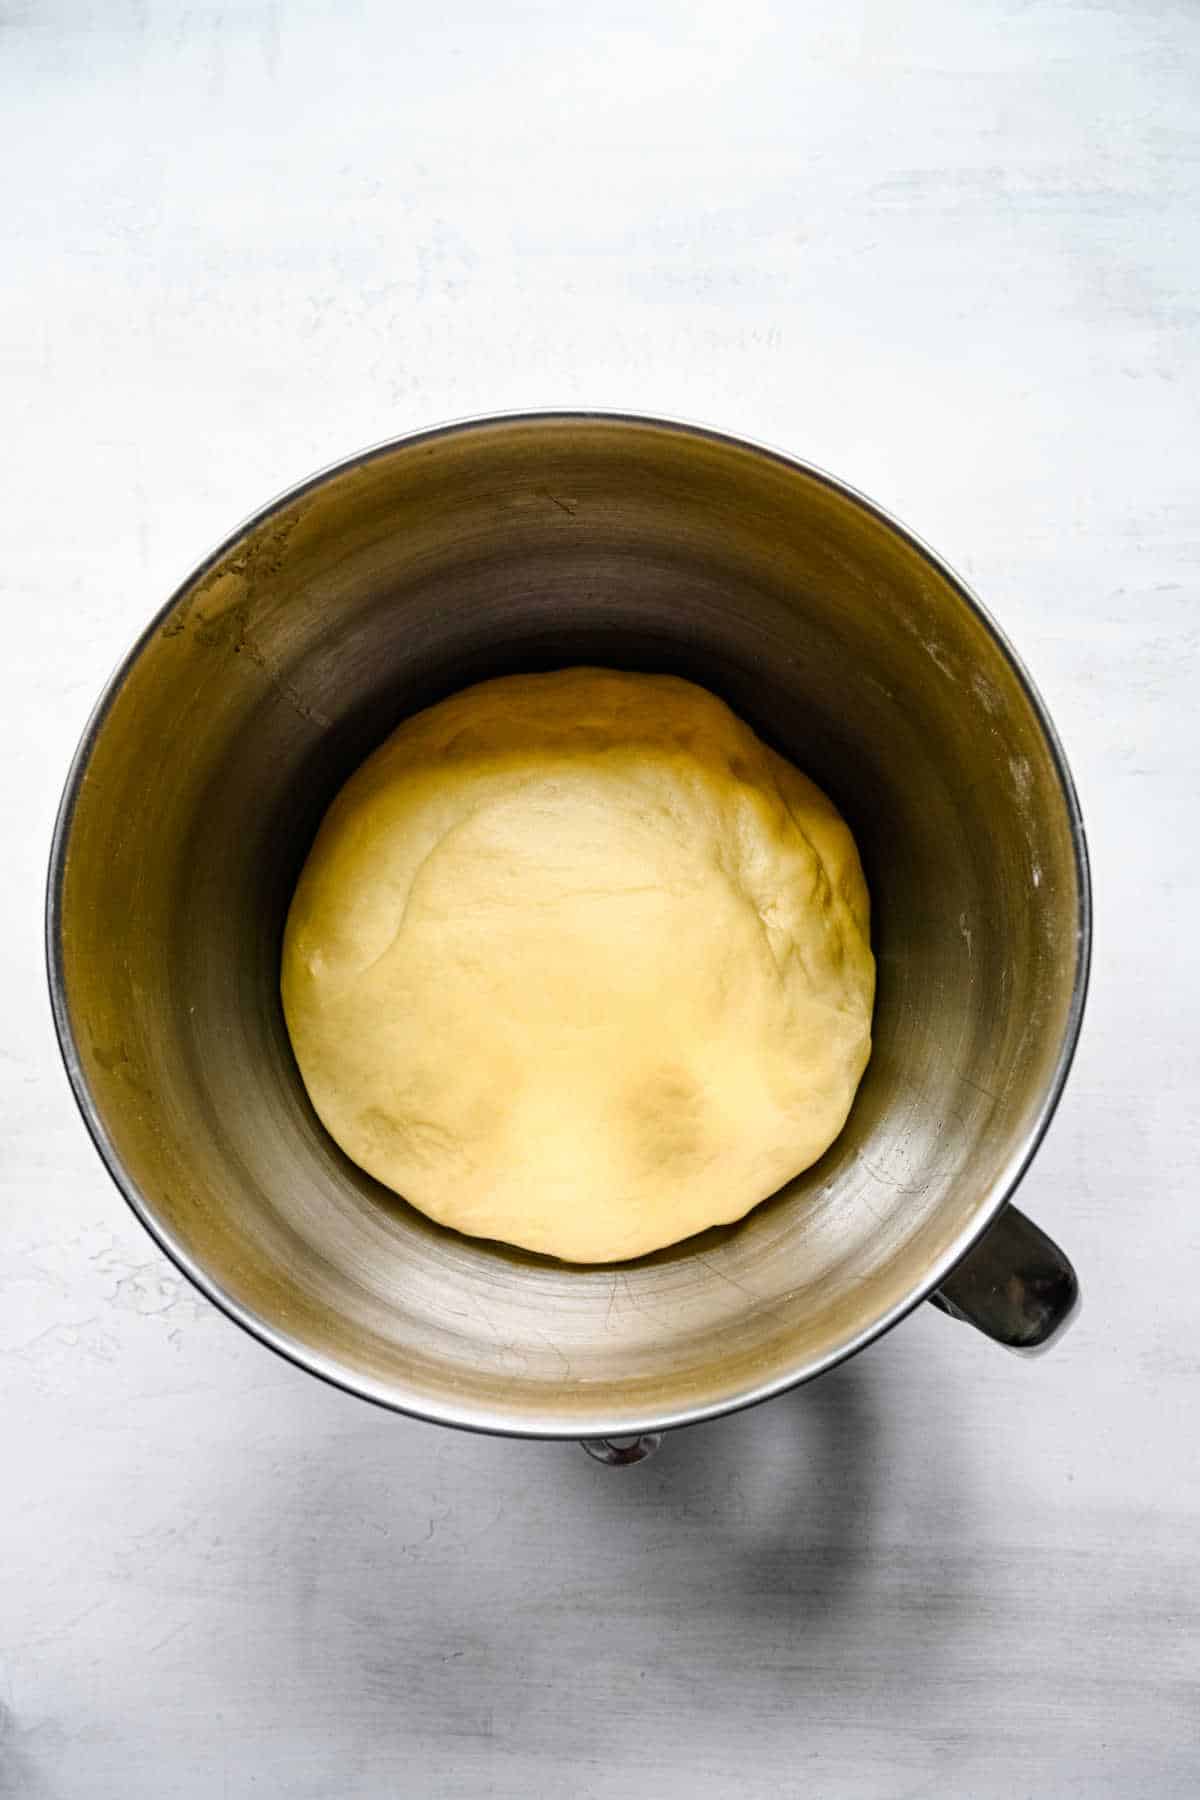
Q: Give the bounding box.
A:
[3,4,1198,1795]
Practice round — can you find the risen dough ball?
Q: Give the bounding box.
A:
[282,669,874,1263]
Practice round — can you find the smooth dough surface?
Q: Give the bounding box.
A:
[282,669,874,1263]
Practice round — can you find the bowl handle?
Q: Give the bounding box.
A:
[929,1203,1080,1351]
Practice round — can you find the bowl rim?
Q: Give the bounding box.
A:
[45,408,1093,1439]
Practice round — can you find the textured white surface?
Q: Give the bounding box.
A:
[3,3,1198,1796]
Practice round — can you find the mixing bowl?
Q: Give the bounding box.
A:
[47,413,1089,1456]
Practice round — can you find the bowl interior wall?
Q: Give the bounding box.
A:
[56,419,1083,1431]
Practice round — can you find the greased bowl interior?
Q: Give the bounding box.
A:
[49,415,1088,1436]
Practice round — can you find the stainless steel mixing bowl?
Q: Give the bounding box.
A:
[47,413,1090,1450]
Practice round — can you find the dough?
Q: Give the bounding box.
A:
[282,669,874,1263]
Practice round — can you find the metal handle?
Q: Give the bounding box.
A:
[580,1434,662,1465]
[929,1203,1079,1351]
